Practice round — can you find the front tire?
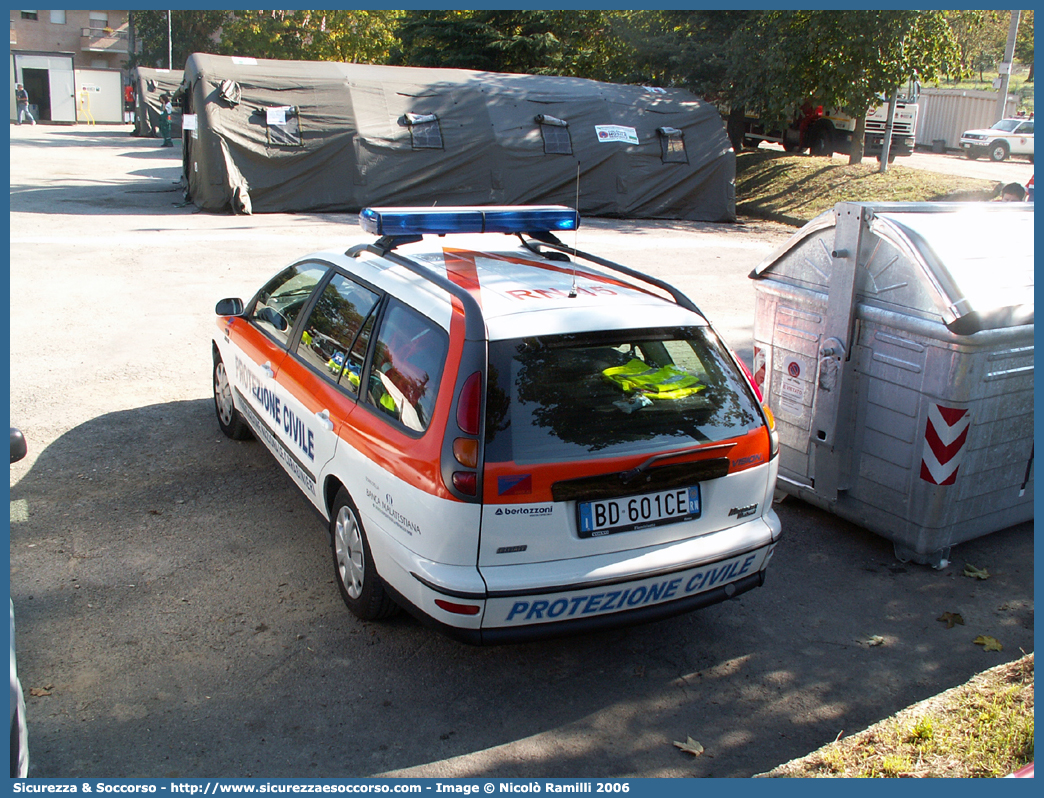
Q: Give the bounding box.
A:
[989,141,1010,162]
[213,354,252,440]
[330,488,398,620]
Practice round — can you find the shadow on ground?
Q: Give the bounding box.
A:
[9,401,1033,778]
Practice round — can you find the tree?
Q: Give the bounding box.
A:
[944,10,1007,81]
[217,10,401,63]
[1014,10,1034,81]
[609,10,755,94]
[128,10,228,70]
[390,10,619,76]
[726,11,961,165]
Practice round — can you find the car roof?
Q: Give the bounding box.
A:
[310,234,706,341]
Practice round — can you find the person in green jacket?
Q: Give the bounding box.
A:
[157,92,174,147]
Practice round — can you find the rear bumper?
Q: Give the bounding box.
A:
[387,511,781,644]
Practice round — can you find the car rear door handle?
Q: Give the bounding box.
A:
[261,362,275,379]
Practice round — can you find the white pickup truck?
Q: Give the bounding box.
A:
[960,117,1034,162]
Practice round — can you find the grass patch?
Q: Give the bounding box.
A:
[735,149,997,225]
[758,654,1034,778]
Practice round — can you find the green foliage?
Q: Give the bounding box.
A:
[1013,11,1033,76]
[608,11,754,95]
[390,10,620,77]
[217,10,401,64]
[945,10,1007,77]
[907,716,935,744]
[129,10,229,70]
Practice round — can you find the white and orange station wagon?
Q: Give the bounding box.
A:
[212,207,781,643]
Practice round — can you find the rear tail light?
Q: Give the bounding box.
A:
[447,371,482,499]
[452,471,477,496]
[434,599,481,616]
[456,371,482,435]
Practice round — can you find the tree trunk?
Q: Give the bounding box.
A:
[726,104,747,151]
[849,115,866,165]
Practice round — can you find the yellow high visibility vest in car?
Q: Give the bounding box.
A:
[602,359,704,400]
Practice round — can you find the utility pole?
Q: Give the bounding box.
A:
[996,10,1020,121]
[167,10,173,70]
[878,87,899,174]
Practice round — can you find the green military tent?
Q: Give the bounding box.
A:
[129,66,184,138]
[180,53,735,221]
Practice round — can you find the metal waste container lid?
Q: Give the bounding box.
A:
[752,202,1034,335]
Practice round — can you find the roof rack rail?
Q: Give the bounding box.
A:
[522,232,706,319]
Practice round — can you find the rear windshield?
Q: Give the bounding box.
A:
[485,327,763,465]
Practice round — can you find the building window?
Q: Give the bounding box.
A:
[657,127,688,164]
[50,10,65,24]
[20,11,38,21]
[400,112,443,150]
[88,12,108,30]
[536,114,572,155]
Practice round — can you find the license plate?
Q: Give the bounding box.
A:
[577,486,701,538]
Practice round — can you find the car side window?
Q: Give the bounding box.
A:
[1018,121,1033,135]
[250,263,328,347]
[366,300,449,433]
[296,273,381,394]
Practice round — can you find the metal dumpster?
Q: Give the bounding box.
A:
[750,202,1033,567]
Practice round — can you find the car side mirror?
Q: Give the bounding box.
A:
[215,298,245,316]
[10,428,27,464]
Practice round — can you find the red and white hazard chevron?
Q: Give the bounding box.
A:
[920,404,971,485]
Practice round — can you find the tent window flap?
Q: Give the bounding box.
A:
[401,112,443,149]
[537,114,572,155]
[658,126,687,164]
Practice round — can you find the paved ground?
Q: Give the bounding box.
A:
[8,125,1034,779]
[901,147,1033,186]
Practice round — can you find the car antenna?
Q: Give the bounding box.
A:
[569,162,580,298]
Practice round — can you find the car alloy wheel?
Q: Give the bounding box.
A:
[334,503,365,600]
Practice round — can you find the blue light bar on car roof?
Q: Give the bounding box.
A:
[359,206,580,237]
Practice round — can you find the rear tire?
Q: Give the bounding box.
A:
[213,354,252,440]
[809,126,833,157]
[330,488,398,620]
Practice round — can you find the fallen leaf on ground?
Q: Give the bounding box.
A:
[866,635,885,647]
[973,635,1003,652]
[937,612,965,629]
[29,687,52,697]
[963,564,990,580]
[673,737,704,756]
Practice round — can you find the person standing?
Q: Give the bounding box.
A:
[15,83,36,126]
[157,92,174,147]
